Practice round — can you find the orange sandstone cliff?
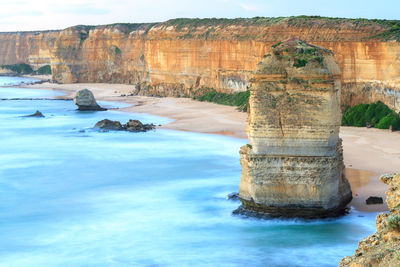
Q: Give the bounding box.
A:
[0,17,400,111]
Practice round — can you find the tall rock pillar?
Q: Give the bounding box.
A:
[239,38,352,218]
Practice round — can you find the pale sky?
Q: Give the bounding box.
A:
[0,0,399,32]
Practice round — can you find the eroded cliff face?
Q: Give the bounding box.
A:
[340,174,400,267]
[0,31,58,69]
[0,18,399,111]
[238,39,352,218]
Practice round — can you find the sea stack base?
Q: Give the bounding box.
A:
[238,143,353,219]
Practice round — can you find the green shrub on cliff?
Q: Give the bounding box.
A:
[342,101,400,130]
[387,215,400,231]
[35,65,51,75]
[1,63,33,74]
[342,104,369,127]
[193,90,250,112]
[376,114,400,130]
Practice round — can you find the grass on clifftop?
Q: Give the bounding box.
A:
[387,215,400,231]
[342,101,400,130]
[66,16,400,41]
[193,89,250,112]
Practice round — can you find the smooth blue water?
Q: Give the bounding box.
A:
[0,79,378,267]
[0,76,40,86]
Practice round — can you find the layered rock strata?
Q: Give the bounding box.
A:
[340,174,400,267]
[238,39,352,218]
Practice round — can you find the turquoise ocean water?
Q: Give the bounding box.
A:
[0,77,378,266]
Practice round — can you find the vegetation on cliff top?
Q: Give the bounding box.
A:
[64,16,400,41]
[287,16,400,41]
[272,39,325,68]
[342,101,400,130]
[165,17,285,31]
[193,89,250,112]
[163,16,400,41]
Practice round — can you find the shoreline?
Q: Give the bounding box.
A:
[19,80,400,212]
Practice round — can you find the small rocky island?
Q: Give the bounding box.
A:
[74,89,106,111]
[23,110,45,117]
[237,38,352,218]
[94,119,156,132]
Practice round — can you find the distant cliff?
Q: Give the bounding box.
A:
[0,17,400,111]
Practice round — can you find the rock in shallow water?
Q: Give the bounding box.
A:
[93,119,156,132]
[74,89,106,111]
[23,110,45,117]
[366,196,384,205]
[94,119,123,131]
[124,119,155,132]
[227,192,239,201]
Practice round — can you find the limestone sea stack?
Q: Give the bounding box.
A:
[238,38,352,218]
[74,89,106,111]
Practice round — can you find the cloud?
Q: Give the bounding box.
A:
[239,3,260,11]
[57,6,111,15]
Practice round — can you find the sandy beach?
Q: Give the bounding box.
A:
[23,80,400,211]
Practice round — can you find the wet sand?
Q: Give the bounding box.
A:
[22,81,400,211]
[346,169,388,212]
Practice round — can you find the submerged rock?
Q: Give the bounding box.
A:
[93,119,156,132]
[366,196,384,205]
[74,89,106,111]
[340,174,400,267]
[94,119,123,131]
[238,38,352,218]
[23,110,45,117]
[227,192,239,201]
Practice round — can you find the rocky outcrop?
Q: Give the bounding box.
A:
[366,196,384,205]
[94,119,156,132]
[94,119,123,131]
[23,110,45,117]
[0,18,400,111]
[237,39,352,218]
[123,119,156,132]
[74,89,106,111]
[340,174,400,267]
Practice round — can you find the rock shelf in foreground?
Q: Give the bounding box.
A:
[340,174,400,267]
